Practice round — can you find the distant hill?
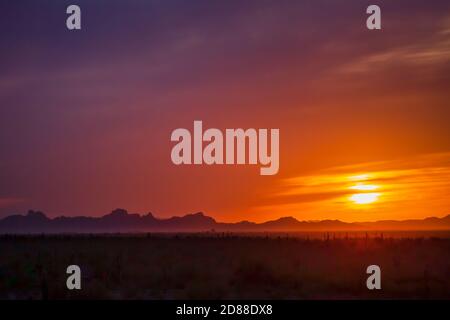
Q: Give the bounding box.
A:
[0,209,449,234]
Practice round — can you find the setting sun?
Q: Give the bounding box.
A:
[350,184,379,191]
[348,179,382,205]
[349,193,380,205]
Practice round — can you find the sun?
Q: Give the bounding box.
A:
[350,184,379,191]
[349,192,380,205]
[347,178,382,205]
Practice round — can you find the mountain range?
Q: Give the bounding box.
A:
[0,209,450,234]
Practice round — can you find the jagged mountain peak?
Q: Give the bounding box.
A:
[1,209,450,234]
[26,210,48,220]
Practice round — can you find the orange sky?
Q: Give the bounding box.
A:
[248,152,450,222]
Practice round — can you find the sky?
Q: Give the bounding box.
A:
[0,0,449,222]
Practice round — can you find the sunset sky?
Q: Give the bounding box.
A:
[0,0,449,222]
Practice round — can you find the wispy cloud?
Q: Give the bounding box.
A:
[0,197,24,208]
[253,153,450,221]
[338,16,450,75]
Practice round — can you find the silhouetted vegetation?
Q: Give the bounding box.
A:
[0,234,449,299]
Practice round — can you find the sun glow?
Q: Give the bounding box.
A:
[349,192,380,204]
[349,174,370,181]
[347,175,382,205]
[349,184,379,191]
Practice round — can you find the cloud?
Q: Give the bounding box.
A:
[256,152,450,215]
[337,16,450,75]
[0,197,24,208]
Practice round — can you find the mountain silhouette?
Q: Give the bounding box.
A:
[0,209,449,234]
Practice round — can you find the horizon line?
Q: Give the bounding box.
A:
[3,208,450,225]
